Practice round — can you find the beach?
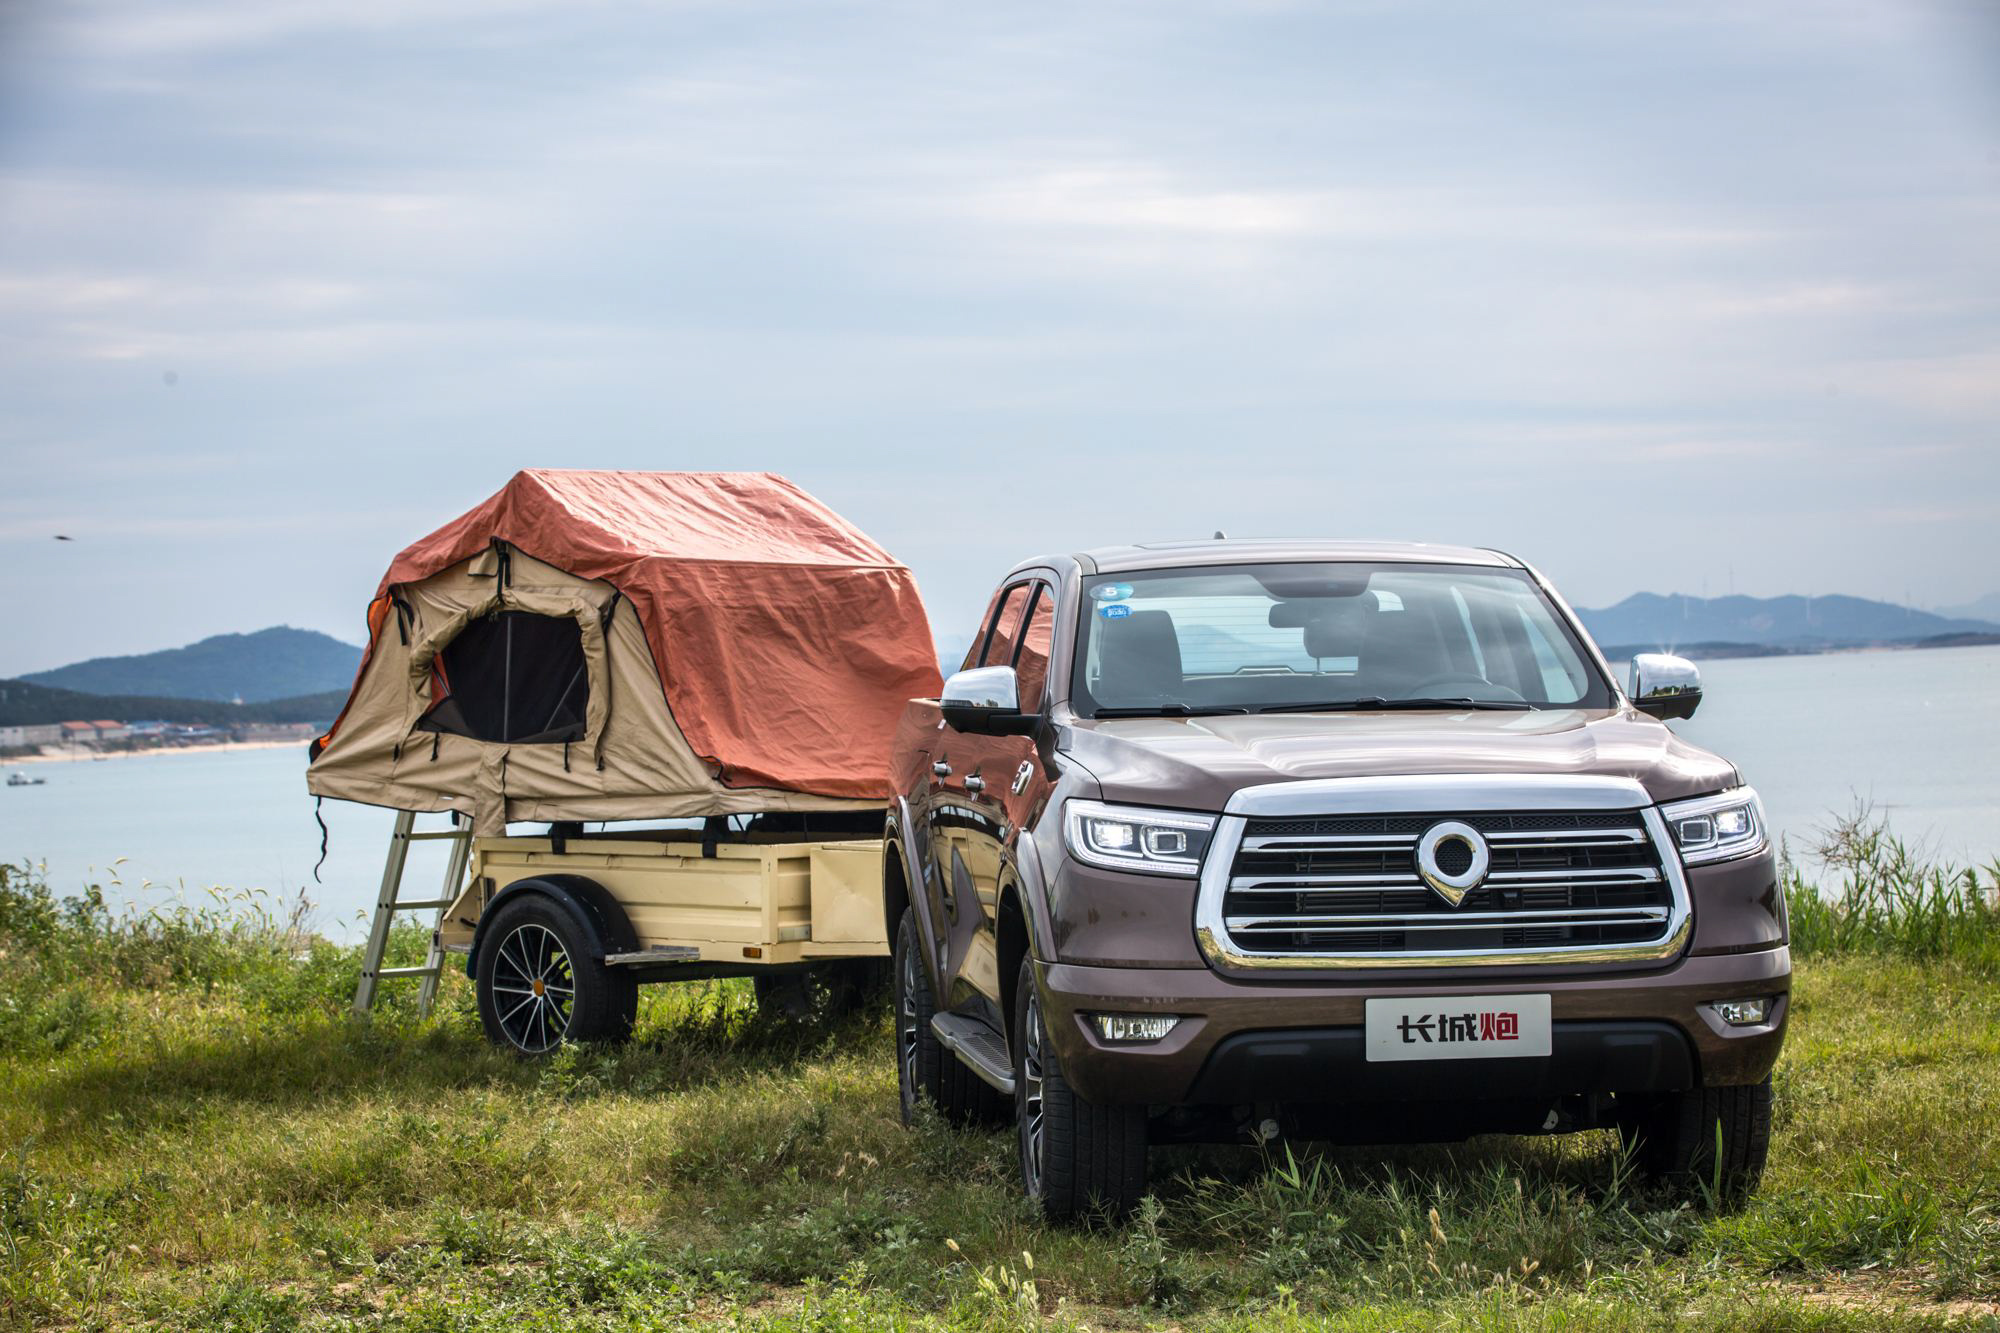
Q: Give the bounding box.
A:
[10,738,311,764]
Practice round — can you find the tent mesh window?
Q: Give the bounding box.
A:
[418,611,590,744]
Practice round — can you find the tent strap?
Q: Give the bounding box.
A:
[593,591,622,771]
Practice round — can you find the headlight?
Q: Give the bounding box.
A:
[1661,787,1767,865]
[1063,799,1217,877]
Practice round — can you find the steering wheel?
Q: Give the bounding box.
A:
[1404,673,1527,704]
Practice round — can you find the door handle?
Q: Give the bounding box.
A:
[932,760,952,778]
[963,774,984,792]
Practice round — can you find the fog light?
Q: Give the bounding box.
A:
[1711,997,1771,1027]
[1090,1013,1181,1043]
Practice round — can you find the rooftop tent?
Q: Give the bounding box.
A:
[307,470,942,834]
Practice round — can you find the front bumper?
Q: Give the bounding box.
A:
[1035,945,1789,1106]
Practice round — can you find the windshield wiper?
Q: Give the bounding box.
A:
[1257,697,1532,713]
[1090,704,1252,718]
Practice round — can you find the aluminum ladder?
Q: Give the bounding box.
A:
[352,809,472,1017]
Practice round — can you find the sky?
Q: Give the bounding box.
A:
[2,0,1997,675]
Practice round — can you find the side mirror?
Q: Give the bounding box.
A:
[940,665,1039,736]
[1629,653,1703,720]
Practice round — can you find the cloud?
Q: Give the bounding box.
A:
[1,0,1998,674]
[52,0,597,57]
[1835,349,2000,419]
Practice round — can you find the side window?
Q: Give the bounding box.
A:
[1517,608,1586,702]
[1450,587,1489,680]
[959,587,1008,672]
[1012,584,1055,710]
[981,583,1034,669]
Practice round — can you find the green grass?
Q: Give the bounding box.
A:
[1782,816,2000,973]
[2,828,1997,1332]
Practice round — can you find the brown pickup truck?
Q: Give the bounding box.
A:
[885,540,1787,1221]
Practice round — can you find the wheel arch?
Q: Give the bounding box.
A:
[997,834,1056,1056]
[883,796,925,944]
[883,835,913,948]
[467,873,639,978]
[998,881,1031,1053]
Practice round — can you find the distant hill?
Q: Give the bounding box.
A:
[1575,593,2000,653]
[1938,592,2000,623]
[20,627,362,704]
[0,679,346,729]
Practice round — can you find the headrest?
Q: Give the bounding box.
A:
[1358,605,1441,685]
[1099,609,1184,701]
[1302,601,1370,660]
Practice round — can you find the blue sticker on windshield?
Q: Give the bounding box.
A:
[1098,603,1133,619]
[1091,583,1133,601]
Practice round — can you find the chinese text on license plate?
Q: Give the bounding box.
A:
[1364,994,1552,1061]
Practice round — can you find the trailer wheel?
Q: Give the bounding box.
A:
[754,966,859,1022]
[476,895,634,1054]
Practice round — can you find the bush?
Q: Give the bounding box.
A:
[0,860,427,1041]
[1784,811,2000,971]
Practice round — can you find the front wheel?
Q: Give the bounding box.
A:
[1621,1077,1773,1203]
[1013,955,1147,1223]
[893,908,1004,1125]
[475,895,635,1054]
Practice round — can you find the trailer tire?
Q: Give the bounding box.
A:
[755,964,866,1022]
[476,895,634,1054]
[894,908,1005,1126]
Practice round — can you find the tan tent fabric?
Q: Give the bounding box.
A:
[307,472,941,833]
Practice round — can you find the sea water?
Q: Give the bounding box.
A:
[3,645,1994,939]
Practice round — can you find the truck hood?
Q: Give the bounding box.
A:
[1059,708,1738,811]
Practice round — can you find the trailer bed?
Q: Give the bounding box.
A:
[439,832,887,967]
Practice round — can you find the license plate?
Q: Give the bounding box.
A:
[1364,994,1552,1061]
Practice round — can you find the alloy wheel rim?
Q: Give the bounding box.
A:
[490,922,575,1053]
[898,941,921,1105]
[1021,989,1046,1196]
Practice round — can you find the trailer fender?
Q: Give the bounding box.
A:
[466,874,640,978]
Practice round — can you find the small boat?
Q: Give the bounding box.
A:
[6,772,46,786]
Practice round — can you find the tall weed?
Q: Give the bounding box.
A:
[1784,810,2000,970]
[0,860,419,1029]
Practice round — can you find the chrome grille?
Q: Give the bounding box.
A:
[1221,810,1674,958]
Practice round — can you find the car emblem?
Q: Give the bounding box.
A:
[1414,820,1490,907]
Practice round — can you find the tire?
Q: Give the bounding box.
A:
[893,908,1006,1126]
[847,956,893,1006]
[754,964,861,1022]
[1622,1076,1773,1203]
[476,894,636,1054]
[1013,954,1147,1223]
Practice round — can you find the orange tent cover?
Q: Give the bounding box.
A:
[324,470,940,802]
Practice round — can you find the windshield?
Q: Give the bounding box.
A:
[1070,562,1613,716]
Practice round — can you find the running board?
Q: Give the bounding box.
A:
[930,1013,1015,1095]
[604,945,701,967]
